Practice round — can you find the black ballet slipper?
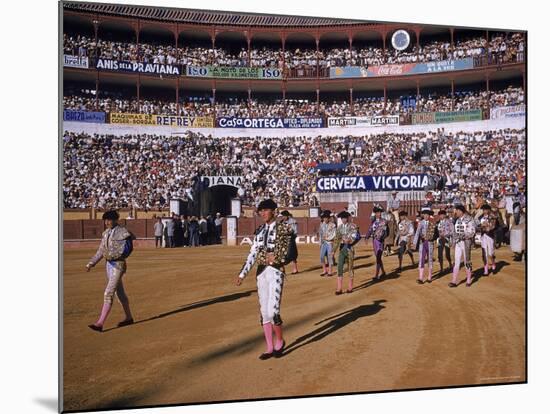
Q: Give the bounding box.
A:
[259,352,274,360]
[274,341,286,358]
[88,324,103,332]
[117,318,134,327]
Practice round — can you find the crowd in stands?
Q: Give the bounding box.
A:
[63,128,525,211]
[63,86,524,117]
[63,32,525,69]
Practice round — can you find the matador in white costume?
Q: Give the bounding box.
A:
[87,210,135,332]
[449,205,476,288]
[235,199,293,360]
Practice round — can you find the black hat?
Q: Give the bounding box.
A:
[372,205,384,213]
[337,211,351,219]
[481,204,492,210]
[454,204,466,213]
[102,210,119,220]
[421,207,434,215]
[321,210,332,218]
[280,210,292,217]
[438,209,447,215]
[257,199,277,211]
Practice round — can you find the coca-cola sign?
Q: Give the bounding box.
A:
[371,64,415,76]
[367,58,474,77]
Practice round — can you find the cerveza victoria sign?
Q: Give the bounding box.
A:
[316,174,430,192]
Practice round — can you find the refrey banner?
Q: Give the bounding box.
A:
[96,58,181,76]
[186,65,282,79]
[217,117,324,128]
[316,174,430,192]
[109,113,214,127]
[63,110,105,123]
[490,104,526,119]
[64,55,89,69]
[327,115,399,127]
[366,58,474,77]
[329,66,368,79]
[154,115,214,128]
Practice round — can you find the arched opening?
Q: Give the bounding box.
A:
[139,25,177,64]
[215,30,248,66]
[63,15,95,57]
[352,30,384,66]
[201,184,239,217]
[319,32,350,66]
[250,32,283,68]
[97,20,136,61]
[285,32,318,76]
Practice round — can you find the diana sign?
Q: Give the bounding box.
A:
[316,174,429,192]
[203,176,243,189]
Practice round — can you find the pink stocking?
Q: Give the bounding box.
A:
[262,323,274,353]
[96,303,112,327]
[273,324,284,350]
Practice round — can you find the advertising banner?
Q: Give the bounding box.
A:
[186,65,282,79]
[64,55,89,69]
[411,109,482,125]
[96,58,181,76]
[109,113,157,125]
[203,176,244,189]
[316,174,430,192]
[434,109,482,123]
[284,118,324,128]
[63,110,105,123]
[366,58,474,77]
[490,104,526,119]
[327,115,399,127]
[217,117,323,128]
[109,113,214,127]
[154,115,215,128]
[411,112,437,125]
[329,66,368,79]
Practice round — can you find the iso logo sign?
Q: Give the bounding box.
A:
[391,29,410,51]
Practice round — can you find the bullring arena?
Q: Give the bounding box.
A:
[63,243,525,411]
[61,2,526,412]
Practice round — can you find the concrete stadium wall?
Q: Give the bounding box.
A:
[63,209,170,221]
[63,200,425,243]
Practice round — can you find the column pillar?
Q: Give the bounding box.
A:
[383,82,387,115]
[451,79,455,111]
[176,77,180,115]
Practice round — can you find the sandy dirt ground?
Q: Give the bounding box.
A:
[62,242,526,412]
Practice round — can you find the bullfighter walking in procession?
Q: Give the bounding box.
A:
[319,210,337,277]
[86,210,135,332]
[334,211,361,294]
[395,210,415,272]
[436,209,454,274]
[413,207,439,284]
[479,203,498,275]
[280,210,299,274]
[365,205,388,281]
[449,205,477,288]
[235,199,293,360]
